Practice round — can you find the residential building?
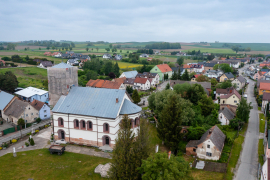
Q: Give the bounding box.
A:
[220,89,241,106]
[0,91,17,119]
[204,70,223,79]
[133,77,151,91]
[219,72,234,82]
[103,54,112,59]
[186,126,225,160]
[30,99,51,120]
[86,79,125,89]
[123,78,135,88]
[191,74,200,82]
[190,64,204,73]
[115,54,122,60]
[38,61,53,68]
[253,71,265,80]
[262,92,270,115]
[170,80,211,96]
[218,107,235,125]
[259,82,270,95]
[119,71,138,79]
[171,67,185,75]
[136,72,160,86]
[150,64,172,81]
[4,99,39,125]
[52,52,62,57]
[44,52,52,56]
[139,54,149,58]
[0,59,6,66]
[15,87,49,103]
[52,87,141,148]
[204,63,216,71]
[232,76,246,90]
[67,58,79,66]
[215,87,235,99]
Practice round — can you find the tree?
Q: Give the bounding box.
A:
[126,86,133,94]
[187,127,206,140]
[102,61,113,75]
[213,63,233,73]
[86,47,89,51]
[69,47,72,51]
[173,83,191,97]
[0,71,18,93]
[96,47,99,52]
[211,78,218,86]
[108,72,116,79]
[177,57,184,66]
[108,115,135,179]
[7,43,16,50]
[113,62,120,77]
[165,83,170,90]
[198,94,215,117]
[71,42,75,48]
[36,118,41,123]
[236,98,252,123]
[17,118,25,138]
[46,46,50,50]
[43,80,48,89]
[30,138,35,146]
[182,69,190,81]
[157,93,194,152]
[109,44,113,48]
[52,46,55,50]
[171,72,178,80]
[231,46,239,53]
[39,47,41,50]
[229,118,244,130]
[25,55,30,61]
[185,84,206,105]
[105,48,110,52]
[86,70,98,81]
[132,89,141,104]
[196,75,209,82]
[139,153,191,180]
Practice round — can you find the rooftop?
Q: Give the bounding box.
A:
[15,87,48,98]
[121,71,138,78]
[52,62,73,69]
[4,99,29,118]
[156,64,172,72]
[86,79,122,89]
[0,90,14,110]
[30,99,45,111]
[260,82,270,91]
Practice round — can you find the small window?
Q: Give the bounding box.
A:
[206,152,212,156]
[31,113,33,115]
[193,148,196,152]
[233,96,235,98]
[44,110,46,113]
[234,100,237,103]
[29,108,30,110]
[44,115,47,117]
[207,145,210,148]
[89,121,92,129]
[26,114,28,117]
[82,121,85,128]
[36,113,38,115]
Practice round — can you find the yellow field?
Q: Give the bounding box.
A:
[115,61,143,69]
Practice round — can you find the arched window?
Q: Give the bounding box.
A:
[88,121,93,131]
[74,119,79,129]
[80,120,86,130]
[103,123,109,133]
[58,118,64,127]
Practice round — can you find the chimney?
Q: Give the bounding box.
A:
[230,90,232,93]
[209,130,212,135]
[116,98,118,103]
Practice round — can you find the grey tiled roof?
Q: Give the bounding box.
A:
[52,62,73,68]
[52,87,140,119]
[224,72,234,79]
[219,107,235,121]
[0,91,14,110]
[119,99,142,115]
[4,99,29,118]
[204,63,216,67]
[237,76,246,83]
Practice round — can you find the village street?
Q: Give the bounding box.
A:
[234,65,259,180]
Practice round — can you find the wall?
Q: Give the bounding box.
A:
[39,104,51,120]
[219,74,234,82]
[220,94,240,106]
[186,147,197,156]
[10,104,39,124]
[232,79,241,90]
[219,112,229,125]
[196,139,222,160]
[150,66,163,81]
[259,89,270,96]
[261,160,268,180]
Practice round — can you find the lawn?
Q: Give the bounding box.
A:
[258,139,264,165]
[182,47,236,54]
[0,67,48,89]
[0,149,111,180]
[191,169,224,180]
[259,113,265,133]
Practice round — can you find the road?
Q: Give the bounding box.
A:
[234,65,259,180]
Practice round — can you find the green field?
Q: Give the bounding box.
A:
[258,139,264,165]
[0,149,111,180]
[0,67,47,89]
[182,47,236,54]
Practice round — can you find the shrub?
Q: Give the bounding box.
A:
[11,139,17,143]
[36,118,41,123]
[0,147,2,150]
[25,142,29,147]
[30,138,35,146]
[35,130,39,133]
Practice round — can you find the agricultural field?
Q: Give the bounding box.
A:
[0,149,111,180]
[0,67,48,89]
[181,47,236,54]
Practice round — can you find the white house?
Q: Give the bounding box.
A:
[232,76,246,90]
[52,87,141,148]
[119,71,138,79]
[139,54,149,58]
[103,54,112,59]
[115,54,122,60]
[53,52,62,58]
[15,87,49,103]
[38,61,53,68]
[133,77,151,91]
[30,99,51,120]
[218,107,235,125]
[67,58,79,66]
[136,72,160,86]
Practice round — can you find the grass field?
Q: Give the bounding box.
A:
[259,113,265,133]
[0,149,111,180]
[0,67,47,89]
[258,139,264,165]
[191,169,224,180]
[182,47,236,54]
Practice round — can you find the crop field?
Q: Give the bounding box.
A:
[0,67,48,89]
[108,61,143,69]
[181,47,236,54]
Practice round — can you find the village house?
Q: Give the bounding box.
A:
[186,125,226,160]
[218,107,235,125]
[219,72,234,82]
[220,89,241,106]
[33,59,43,64]
[189,64,204,73]
[114,54,122,60]
[171,67,185,75]
[123,78,135,88]
[15,87,49,103]
[170,80,211,96]
[52,87,141,148]
[30,99,51,120]
[253,71,265,80]
[0,91,17,119]
[215,87,235,99]
[0,59,6,66]
[86,79,125,90]
[259,82,270,95]
[150,64,172,81]
[139,54,149,58]
[44,52,52,56]
[204,70,223,79]
[67,58,80,66]
[136,72,160,86]
[262,92,270,115]
[204,63,216,71]
[38,61,53,68]
[52,52,62,57]
[119,71,138,79]
[3,99,39,125]
[133,77,151,91]
[191,74,200,82]
[103,54,112,59]
[232,76,246,90]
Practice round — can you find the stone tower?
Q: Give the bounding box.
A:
[47,62,78,106]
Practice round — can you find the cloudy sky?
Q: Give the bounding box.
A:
[0,0,269,43]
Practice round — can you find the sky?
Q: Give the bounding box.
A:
[0,0,270,43]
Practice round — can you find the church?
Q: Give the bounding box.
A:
[52,87,141,148]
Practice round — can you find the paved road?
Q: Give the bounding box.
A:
[234,66,259,180]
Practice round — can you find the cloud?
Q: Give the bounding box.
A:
[0,0,269,42]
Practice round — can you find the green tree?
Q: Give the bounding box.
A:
[105,48,110,52]
[213,63,233,73]
[109,44,113,48]
[0,71,18,93]
[132,89,141,104]
[198,94,215,117]
[171,72,178,80]
[229,118,244,130]
[173,83,191,97]
[113,62,120,77]
[17,118,25,138]
[108,115,135,179]
[187,126,206,140]
[216,80,232,89]
[185,84,206,105]
[102,61,113,75]
[126,86,133,94]
[96,47,99,52]
[196,75,209,82]
[69,47,72,51]
[211,78,218,86]
[86,70,98,81]
[177,56,184,66]
[62,47,64,50]
[236,98,252,123]
[39,47,41,50]
[43,80,48,89]
[46,46,50,50]
[52,46,55,50]
[157,93,194,152]
[165,83,170,90]
[25,55,30,61]
[7,43,16,50]
[139,153,191,180]
[36,118,41,123]
[182,69,190,81]
[30,138,35,146]
[86,47,89,51]
[71,42,75,48]
[231,46,239,53]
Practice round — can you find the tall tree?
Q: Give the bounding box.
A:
[132,89,141,104]
[165,83,170,90]
[113,62,120,77]
[236,98,252,123]
[182,69,190,81]
[196,75,209,82]
[177,56,184,66]
[86,47,89,51]
[0,71,18,93]
[211,78,218,86]
[185,84,205,105]
[108,115,135,179]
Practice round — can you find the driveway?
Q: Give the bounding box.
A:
[234,69,259,180]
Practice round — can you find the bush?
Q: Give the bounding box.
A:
[25,142,29,147]
[11,139,17,143]
[35,130,39,133]
[30,138,35,146]
[0,147,2,150]
[36,118,41,123]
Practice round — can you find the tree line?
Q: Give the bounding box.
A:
[137,49,154,54]
[145,42,181,49]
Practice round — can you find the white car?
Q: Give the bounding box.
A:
[244,94,247,98]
